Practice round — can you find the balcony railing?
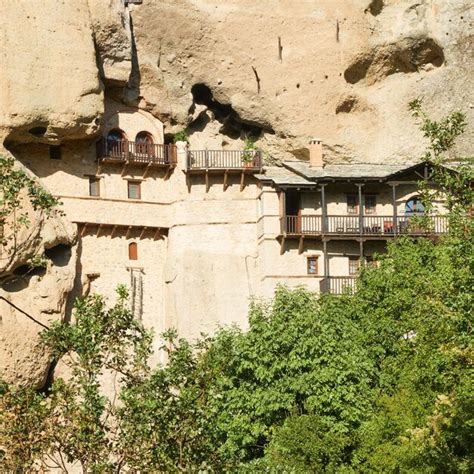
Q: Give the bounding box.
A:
[320,276,357,295]
[97,139,177,166]
[186,150,263,171]
[281,215,449,236]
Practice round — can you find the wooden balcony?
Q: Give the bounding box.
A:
[186,150,263,172]
[280,215,449,238]
[97,139,177,167]
[320,276,357,295]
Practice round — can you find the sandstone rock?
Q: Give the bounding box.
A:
[88,0,133,86]
[0,151,77,388]
[0,0,103,145]
[129,0,473,163]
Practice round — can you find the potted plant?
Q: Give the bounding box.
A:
[242,136,258,167]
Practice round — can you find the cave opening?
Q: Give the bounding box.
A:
[45,244,72,267]
[28,126,47,137]
[189,83,274,140]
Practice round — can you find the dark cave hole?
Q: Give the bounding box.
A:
[13,264,46,277]
[45,244,72,267]
[366,0,384,16]
[28,126,47,137]
[190,83,274,140]
[2,263,47,292]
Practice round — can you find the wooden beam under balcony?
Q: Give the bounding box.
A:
[75,222,168,240]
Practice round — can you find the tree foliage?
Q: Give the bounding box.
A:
[0,154,61,268]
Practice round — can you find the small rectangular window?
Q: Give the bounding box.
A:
[364,195,376,215]
[128,181,141,200]
[348,256,360,275]
[347,195,358,215]
[307,256,318,275]
[89,177,100,197]
[49,146,62,160]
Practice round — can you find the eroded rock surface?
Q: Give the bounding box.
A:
[0,153,77,388]
[128,0,473,162]
[0,0,103,145]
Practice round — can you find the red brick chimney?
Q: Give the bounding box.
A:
[309,138,323,168]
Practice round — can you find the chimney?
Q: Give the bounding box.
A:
[309,138,324,168]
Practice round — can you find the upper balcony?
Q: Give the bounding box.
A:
[280,214,449,239]
[186,150,263,173]
[97,138,177,167]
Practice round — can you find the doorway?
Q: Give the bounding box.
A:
[285,191,301,233]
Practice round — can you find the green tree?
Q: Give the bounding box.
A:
[0,154,61,270]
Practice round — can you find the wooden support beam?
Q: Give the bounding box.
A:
[80,223,88,237]
[223,170,229,191]
[121,162,129,177]
[298,235,305,255]
[280,236,286,255]
[139,226,148,240]
[96,224,103,238]
[110,225,118,238]
[125,226,132,239]
[164,166,172,181]
[153,228,161,240]
[240,171,245,192]
[205,171,210,193]
[143,163,152,179]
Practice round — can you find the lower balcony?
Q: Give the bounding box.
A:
[281,215,449,238]
[320,276,357,295]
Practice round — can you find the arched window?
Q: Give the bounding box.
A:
[106,129,127,158]
[135,131,155,158]
[128,242,138,260]
[405,196,425,216]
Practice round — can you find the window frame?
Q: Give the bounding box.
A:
[127,180,142,200]
[128,242,138,260]
[364,195,377,215]
[306,255,319,275]
[348,256,360,276]
[88,177,101,197]
[346,194,359,215]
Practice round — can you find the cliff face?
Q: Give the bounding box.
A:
[0,0,99,387]
[0,0,472,387]
[128,0,473,162]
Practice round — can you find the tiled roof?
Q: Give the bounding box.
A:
[255,166,314,185]
[283,161,417,180]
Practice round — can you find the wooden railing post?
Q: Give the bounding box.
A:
[356,183,364,235]
[321,184,327,233]
[391,183,398,235]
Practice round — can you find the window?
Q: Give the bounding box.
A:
[107,128,126,142]
[135,131,155,157]
[128,242,138,260]
[49,146,62,160]
[348,256,360,275]
[364,195,376,215]
[127,181,141,200]
[106,129,127,158]
[89,177,100,197]
[405,197,425,216]
[347,195,358,214]
[307,256,318,275]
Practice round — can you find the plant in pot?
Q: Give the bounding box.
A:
[173,130,189,144]
[242,137,258,167]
